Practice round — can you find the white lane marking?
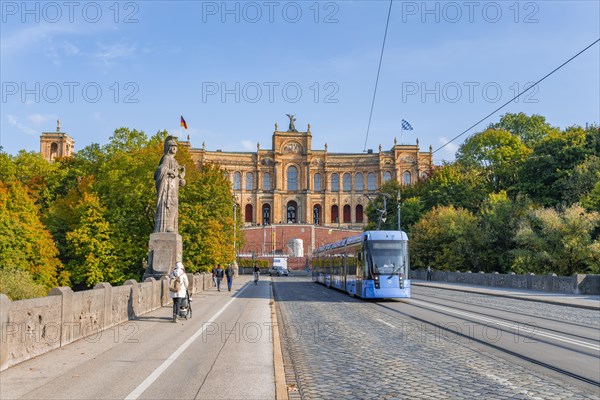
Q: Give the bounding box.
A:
[409,299,600,352]
[125,282,251,400]
[376,319,396,329]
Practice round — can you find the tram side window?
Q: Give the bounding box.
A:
[347,253,357,276]
[333,255,341,275]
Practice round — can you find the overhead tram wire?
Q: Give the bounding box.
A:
[434,38,600,155]
[363,0,394,153]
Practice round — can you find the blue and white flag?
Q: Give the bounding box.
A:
[401,119,414,131]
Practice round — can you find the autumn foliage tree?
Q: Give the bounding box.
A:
[0,180,67,299]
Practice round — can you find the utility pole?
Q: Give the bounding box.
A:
[397,190,401,231]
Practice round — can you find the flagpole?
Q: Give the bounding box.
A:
[401,124,403,145]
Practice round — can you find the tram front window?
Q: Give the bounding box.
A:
[369,242,406,276]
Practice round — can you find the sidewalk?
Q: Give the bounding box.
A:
[412,280,600,310]
[0,275,281,400]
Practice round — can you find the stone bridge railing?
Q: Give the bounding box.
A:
[410,269,600,295]
[0,273,214,371]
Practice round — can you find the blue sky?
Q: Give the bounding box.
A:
[1,1,599,163]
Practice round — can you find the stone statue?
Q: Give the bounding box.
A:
[286,114,298,132]
[154,136,186,233]
[275,122,278,131]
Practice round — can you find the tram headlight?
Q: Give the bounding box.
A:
[374,275,380,289]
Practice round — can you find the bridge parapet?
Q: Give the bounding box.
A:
[411,270,600,295]
[0,272,214,371]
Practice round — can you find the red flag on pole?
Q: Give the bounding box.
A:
[180,116,188,130]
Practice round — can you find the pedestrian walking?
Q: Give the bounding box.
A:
[211,267,217,287]
[169,262,189,323]
[214,264,224,291]
[426,266,432,281]
[225,264,234,291]
[253,265,260,285]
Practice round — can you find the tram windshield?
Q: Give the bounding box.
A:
[368,241,408,276]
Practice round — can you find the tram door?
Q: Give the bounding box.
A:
[342,253,347,291]
[356,250,364,296]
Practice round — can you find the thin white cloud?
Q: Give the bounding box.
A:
[240,140,254,151]
[438,137,459,155]
[93,42,136,65]
[7,115,38,137]
[27,114,56,125]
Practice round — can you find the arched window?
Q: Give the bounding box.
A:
[50,142,58,161]
[262,204,271,225]
[313,204,322,225]
[313,173,321,191]
[263,172,270,190]
[331,205,339,223]
[356,205,364,223]
[233,172,241,190]
[403,171,411,185]
[343,173,351,192]
[287,166,298,191]
[245,172,254,190]
[383,171,392,183]
[355,173,364,191]
[343,205,351,223]
[287,201,297,223]
[245,204,253,223]
[367,172,376,191]
[331,173,339,192]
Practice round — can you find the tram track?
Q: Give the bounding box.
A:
[411,291,599,332]
[366,297,600,389]
[410,293,600,343]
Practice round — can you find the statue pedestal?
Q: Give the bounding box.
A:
[144,232,182,280]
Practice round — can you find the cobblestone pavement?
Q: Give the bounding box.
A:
[413,286,600,328]
[274,277,599,400]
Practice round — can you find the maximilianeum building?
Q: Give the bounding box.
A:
[40,118,434,260]
[189,118,434,230]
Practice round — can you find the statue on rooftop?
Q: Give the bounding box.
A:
[286,114,298,132]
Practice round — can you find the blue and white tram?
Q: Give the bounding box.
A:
[311,230,410,299]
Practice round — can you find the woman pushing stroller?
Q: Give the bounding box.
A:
[169,262,190,323]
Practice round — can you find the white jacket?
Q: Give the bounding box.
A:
[169,265,189,298]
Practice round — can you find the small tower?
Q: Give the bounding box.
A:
[40,119,75,162]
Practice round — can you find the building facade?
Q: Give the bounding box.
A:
[190,120,434,229]
[40,120,75,161]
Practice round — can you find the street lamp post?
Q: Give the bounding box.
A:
[233,201,237,257]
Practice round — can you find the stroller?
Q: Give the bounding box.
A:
[177,290,192,319]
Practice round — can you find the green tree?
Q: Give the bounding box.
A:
[489,112,557,147]
[512,204,600,275]
[517,126,592,206]
[477,191,526,273]
[409,206,481,271]
[420,163,488,213]
[65,191,121,287]
[180,163,237,271]
[456,128,531,192]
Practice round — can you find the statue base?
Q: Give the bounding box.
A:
[143,232,183,280]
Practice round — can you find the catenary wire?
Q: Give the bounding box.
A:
[363,0,394,153]
[434,38,600,154]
